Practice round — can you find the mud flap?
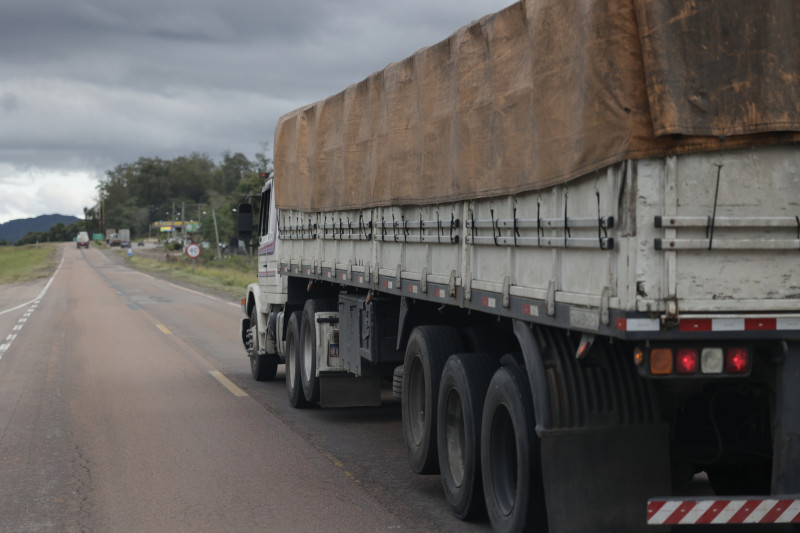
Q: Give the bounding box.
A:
[319,374,381,408]
[772,341,800,494]
[539,423,671,533]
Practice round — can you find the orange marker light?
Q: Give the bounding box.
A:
[650,348,673,375]
[633,347,645,366]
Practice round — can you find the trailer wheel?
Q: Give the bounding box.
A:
[437,353,498,520]
[284,311,307,408]
[402,326,463,475]
[481,362,547,533]
[300,300,337,405]
[249,307,278,381]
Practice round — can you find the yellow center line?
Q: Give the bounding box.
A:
[210,371,248,397]
[156,324,172,335]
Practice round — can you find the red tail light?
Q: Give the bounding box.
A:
[675,348,699,374]
[725,347,749,374]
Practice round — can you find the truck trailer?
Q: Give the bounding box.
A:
[238,1,800,531]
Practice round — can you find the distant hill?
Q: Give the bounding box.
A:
[0,214,81,244]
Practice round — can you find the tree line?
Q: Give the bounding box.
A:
[14,221,87,246]
[13,148,271,250]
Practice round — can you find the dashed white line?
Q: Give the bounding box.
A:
[0,256,63,360]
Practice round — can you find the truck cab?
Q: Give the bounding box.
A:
[237,176,287,382]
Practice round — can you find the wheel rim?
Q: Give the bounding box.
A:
[249,325,258,356]
[249,318,258,374]
[444,387,465,487]
[490,403,517,517]
[407,355,426,446]
[302,322,313,383]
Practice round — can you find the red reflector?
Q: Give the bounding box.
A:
[680,319,712,332]
[725,348,749,373]
[745,318,776,331]
[676,348,699,374]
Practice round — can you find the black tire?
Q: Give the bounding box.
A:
[284,311,307,408]
[437,353,499,520]
[481,363,548,533]
[249,307,278,381]
[402,326,464,475]
[299,300,337,405]
[392,365,404,399]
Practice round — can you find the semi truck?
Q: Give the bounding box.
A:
[119,228,131,248]
[238,1,800,531]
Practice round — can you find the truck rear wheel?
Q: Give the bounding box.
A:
[285,311,308,408]
[481,361,547,533]
[437,353,498,520]
[300,300,337,405]
[402,326,463,475]
[249,307,278,381]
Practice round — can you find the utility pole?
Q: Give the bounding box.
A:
[211,206,222,261]
[181,201,186,252]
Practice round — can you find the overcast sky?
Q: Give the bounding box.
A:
[0,0,513,224]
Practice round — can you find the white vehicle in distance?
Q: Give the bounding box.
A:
[76,231,90,249]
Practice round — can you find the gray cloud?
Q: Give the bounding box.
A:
[0,0,513,221]
[1,92,19,113]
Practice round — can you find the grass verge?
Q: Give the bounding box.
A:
[122,252,254,300]
[0,243,60,284]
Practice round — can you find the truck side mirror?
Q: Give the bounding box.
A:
[237,203,254,242]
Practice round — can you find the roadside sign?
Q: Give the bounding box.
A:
[186,243,201,258]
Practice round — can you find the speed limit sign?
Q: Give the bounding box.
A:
[186,243,201,258]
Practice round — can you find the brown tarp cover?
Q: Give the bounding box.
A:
[275,0,800,211]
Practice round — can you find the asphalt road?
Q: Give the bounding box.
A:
[0,244,485,533]
[1,244,794,533]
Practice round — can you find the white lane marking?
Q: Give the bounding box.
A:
[0,299,36,316]
[0,256,64,360]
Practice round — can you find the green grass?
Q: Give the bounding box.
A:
[0,243,60,284]
[123,252,254,299]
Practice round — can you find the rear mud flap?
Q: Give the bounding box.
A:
[540,423,671,532]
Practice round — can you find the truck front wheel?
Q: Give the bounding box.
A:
[285,311,308,408]
[481,361,547,533]
[249,307,278,381]
[402,326,463,475]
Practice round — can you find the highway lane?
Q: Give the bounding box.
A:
[1,245,794,532]
[0,245,405,532]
